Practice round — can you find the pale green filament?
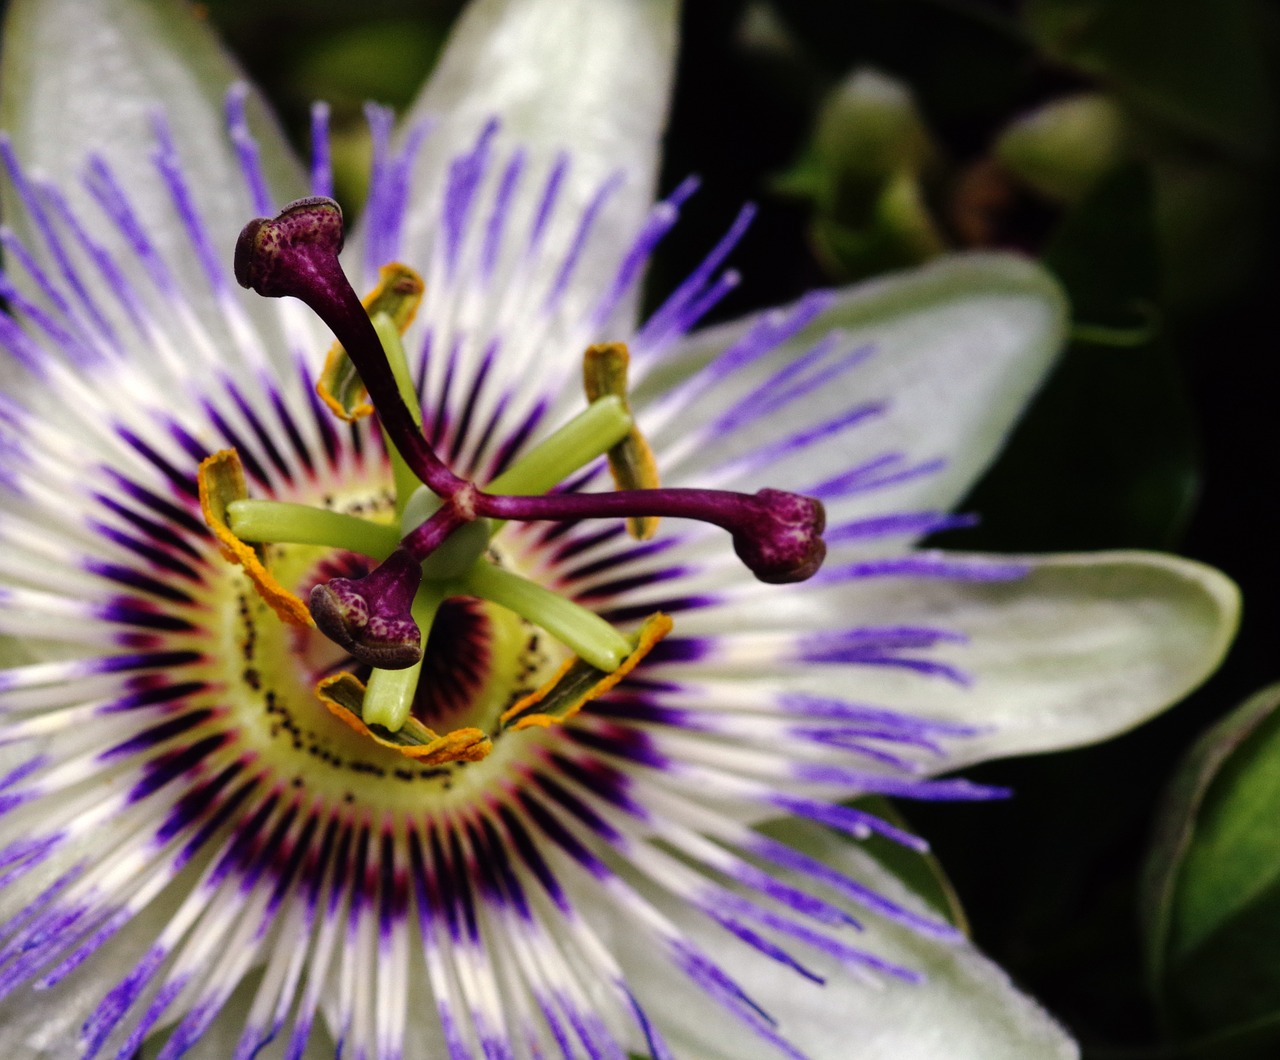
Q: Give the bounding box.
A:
[394,395,634,572]
[488,395,631,497]
[463,560,630,671]
[371,312,424,518]
[227,500,399,559]
[361,582,447,731]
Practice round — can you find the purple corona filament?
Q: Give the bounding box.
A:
[235,197,828,661]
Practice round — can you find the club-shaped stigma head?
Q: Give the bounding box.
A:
[309,548,425,669]
[235,196,346,300]
[731,489,827,584]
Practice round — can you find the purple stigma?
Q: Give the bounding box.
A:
[473,487,826,585]
[234,197,465,498]
[728,488,827,585]
[309,548,423,669]
[235,197,830,661]
[234,196,346,299]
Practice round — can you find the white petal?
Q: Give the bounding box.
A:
[638,253,1068,519]
[670,550,1238,770]
[601,819,1077,1059]
[0,0,304,273]
[176,973,336,1060]
[0,868,185,1057]
[920,551,1239,766]
[396,0,680,308]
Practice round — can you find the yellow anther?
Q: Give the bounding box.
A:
[316,673,493,764]
[317,262,425,421]
[583,342,662,540]
[197,449,314,628]
[501,612,673,730]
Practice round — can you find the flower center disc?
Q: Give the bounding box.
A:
[214,488,566,808]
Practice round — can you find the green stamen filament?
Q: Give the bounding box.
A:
[371,312,424,518]
[361,583,447,731]
[462,560,630,672]
[397,394,633,577]
[227,500,399,559]
[488,394,632,498]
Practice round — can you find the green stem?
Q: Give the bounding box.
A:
[1069,301,1161,348]
[361,583,447,731]
[371,311,424,518]
[227,499,399,559]
[463,560,630,671]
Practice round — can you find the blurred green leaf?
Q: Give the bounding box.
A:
[291,20,446,109]
[1143,683,1280,1048]
[1152,153,1271,316]
[1024,0,1272,155]
[950,164,1199,553]
[995,92,1129,204]
[774,67,945,278]
[853,797,969,931]
[774,0,1036,125]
